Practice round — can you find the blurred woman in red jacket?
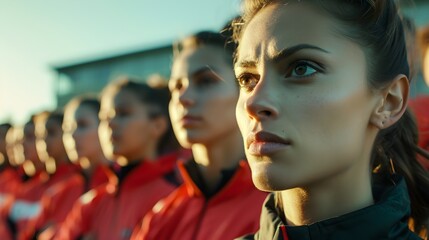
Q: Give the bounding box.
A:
[132,27,267,240]
[57,77,182,240]
[23,95,116,239]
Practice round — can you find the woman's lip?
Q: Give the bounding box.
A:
[247,142,291,156]
[110,135,120,142]
[246,131,291,155]
[179,115,202,127]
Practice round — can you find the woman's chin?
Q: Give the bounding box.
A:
[250,161,296,191]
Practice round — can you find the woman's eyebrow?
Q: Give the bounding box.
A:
[272,44,330,63]
[235,44,328,69]
[235,60,258,70]
[192,65,216,77]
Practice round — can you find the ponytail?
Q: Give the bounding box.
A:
[372,109,429,238]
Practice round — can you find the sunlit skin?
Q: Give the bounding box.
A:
[99,89,163,163]
[5,127,23,166]
[424,46,429,86]
[169,45,244,190]
[63,103,107,169]
[235,2,408,226]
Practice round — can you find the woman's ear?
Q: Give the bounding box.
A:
[370,74,409,129]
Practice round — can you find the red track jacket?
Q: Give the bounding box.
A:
[408,96,429,170]
[56,151,181,240]
[19,165,115,240]
[132,160,267,240]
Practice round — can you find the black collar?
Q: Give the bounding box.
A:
[246,175,422,240]
[184,159,238,199]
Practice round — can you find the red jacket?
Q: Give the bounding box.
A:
[56,152,181,240]
[0,167,22,221]
[408,96,429,170]
[19,165,115,240]
[8,164,79,238]
[0,167,22,196]
[14,164,79,202]
[0,217,13,240]
[132,160,267,240]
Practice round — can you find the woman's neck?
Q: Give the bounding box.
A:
[191,131,244,192]
[124,148,158,165]
[280,160,374,226]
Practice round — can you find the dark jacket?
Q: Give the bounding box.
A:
[239,175,422,240]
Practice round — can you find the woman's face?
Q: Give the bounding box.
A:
[235,2,380,191]
[23,123,41,163]
[64,104,101,161]
[43,118,68,160]
[169,45,239,148]
[99,89,157,161]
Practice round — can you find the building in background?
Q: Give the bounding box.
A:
[52,1,429,108]
[53,43,172,107]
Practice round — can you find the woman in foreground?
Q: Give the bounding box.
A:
[233,0,429,239]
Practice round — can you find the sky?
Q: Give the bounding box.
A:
[0,0,240,125]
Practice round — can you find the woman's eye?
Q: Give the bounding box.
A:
[236,73,258,91]
[287,61,320,78]
[195,76,216,87]
[115,109,130,117]
[77,121,89,129]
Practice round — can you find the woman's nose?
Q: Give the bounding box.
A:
[178,84,196,107]
[244,77,279,121]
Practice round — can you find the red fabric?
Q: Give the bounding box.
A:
[56,152,180,240]
[15,171,50,201]
[18,165,115,240]
[0,216,13,240]
[89,165,114,189]
[48,164,81,187]
[408,96,429,170]
[0,167,22,230]
[0,167,22,195]
[54,184,110,240]
[15,164,79,202]
[10,164,79,238]
[131,160,267,240]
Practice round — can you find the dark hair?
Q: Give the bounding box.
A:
[233,0,429,237]
[173,20,237,64]
[0,123,12,131]
[402,15,419,81]
[65,94,101,119]
[77,96,101,115]
[42,110,65,126]
[101,76,180,156]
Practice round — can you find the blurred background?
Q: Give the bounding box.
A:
[0,0,428,125]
